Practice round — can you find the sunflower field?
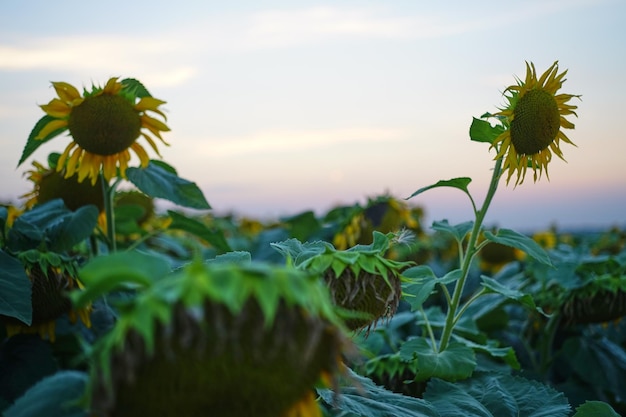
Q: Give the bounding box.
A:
[1,63,625,417]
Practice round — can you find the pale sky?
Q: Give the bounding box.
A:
[1,0,625,231]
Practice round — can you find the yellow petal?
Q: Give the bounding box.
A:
[102,77,121,94]
[140,132,164,155]
[131,142,150,167]
[40,99,71,118]
[136,97,168,119]
[52,81,81,103]
[35,119,68,140]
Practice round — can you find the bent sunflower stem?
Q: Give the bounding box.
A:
[438,157,503,353]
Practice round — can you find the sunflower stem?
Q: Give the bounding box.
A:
[101,173,118,252]
[438,157,503,352]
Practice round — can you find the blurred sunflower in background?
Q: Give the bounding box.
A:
[35,77,169,185]
[22,158,106,227]
[492,61,580,185]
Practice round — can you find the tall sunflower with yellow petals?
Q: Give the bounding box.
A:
[35,78,170,185]
[491,61,580,185]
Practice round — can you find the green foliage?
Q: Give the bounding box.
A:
[468,117,505,144]
[0,250,32,325]
[484,228,552,266]
[424,373,571,417]
[126,161,211,210]
[167,210,231,252]
[399,338,476,382]
[3,371,88,417]
[18,116,66,167]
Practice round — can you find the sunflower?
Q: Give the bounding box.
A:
[35,78,169,185]
[491,61,580,185]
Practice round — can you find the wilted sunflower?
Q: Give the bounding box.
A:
[492,61,580,185]
[86,260,349,417]
[35,78,169,185]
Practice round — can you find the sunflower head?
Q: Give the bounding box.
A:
[273,231,414,332]
[22,158,104,212]
[491,61,580,185]
[33,78,169,185]
[87,260,349,417]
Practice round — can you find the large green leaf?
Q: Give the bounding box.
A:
[408,178,472,200]
[0,250,32,325]
[18,116,67,167]
[47,205,99,252]
[126,162,210,209]
[167,210,231,253]
[399,338,476,382]
[72,251,171,308]
[318,370,440,417]
[469,117,504,144]
[424,373,570,417]
[3,371,88,417]
[572,401,620,417]
[483,228,552,266]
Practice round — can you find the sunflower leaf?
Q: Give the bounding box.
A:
[469,117,504,144]
[0,250,32,325]
[424,373,570,417]
[19,116,67,167]
[480,276,546,315]
[167,210,231,253]
[483,228,552,266]
[126,162,210,209]
[572,401,620,417]
[3,371,88,417]
[399,338,476,382]
[432,220,474,244]
[407,177,472,200]
[121,78,152,98]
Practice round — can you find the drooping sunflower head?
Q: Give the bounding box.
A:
[491,61,580,185]
[34,78,169,185]
[273,231,414,332]
[87,259,349,417]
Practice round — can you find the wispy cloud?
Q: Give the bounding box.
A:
[187,127,408,158]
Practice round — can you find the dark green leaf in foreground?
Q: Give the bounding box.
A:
[318,369,440,417]
[47,205,99,252]
[0,250,32,325]
[72,251,171,308]
[408,177,472,200]
[126,162,210,209]
[167,210,231,253]
[469,117,504,144]
[424,373,570,417]
[399,338,476,382]
[3,371,88,417]
[483,228,552,266]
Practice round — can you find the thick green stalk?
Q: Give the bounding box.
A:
[438,157,503,352]
[100,173,118,253]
